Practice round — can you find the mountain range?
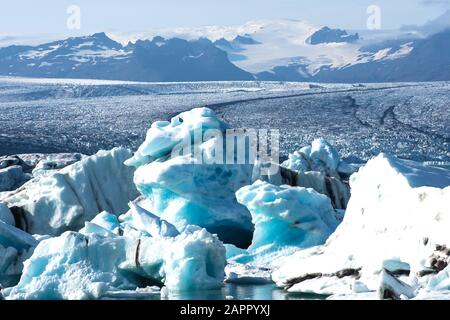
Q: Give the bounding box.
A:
[0,10,449,83]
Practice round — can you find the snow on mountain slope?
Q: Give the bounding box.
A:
[0,33,253,82]
[109,19,417,77]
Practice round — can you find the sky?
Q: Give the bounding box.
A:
[0,0,448,37]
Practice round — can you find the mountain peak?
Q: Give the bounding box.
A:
[306,26,359,45]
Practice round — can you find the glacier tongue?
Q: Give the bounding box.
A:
[272,153,450,299]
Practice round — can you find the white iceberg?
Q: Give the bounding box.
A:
[0,165,30,192]
[1,148,139,236]
[125,107,228,167]
[275,139,352,209]
[282,138,342,177]
[31,153,84,177]
[272,153,450,299]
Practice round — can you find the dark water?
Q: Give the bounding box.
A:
[117,284,327,300]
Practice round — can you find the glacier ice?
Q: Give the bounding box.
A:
[272,153,450,299]
[0,220,37,251]
[120,202,180,238]
[0,202,14,226]
[281,138,342,177]
[1,148,139,236]
[0,221,38,288]
[275,139,352,209]
[5,203,226,299]
[254,162,350,210]
[236,180,339,253]
[378,269,416,300]
[126,107,254,247]
[125,107,228,167]
[0,165,30,192]
[31,153,84,177]
[224,179,341,284]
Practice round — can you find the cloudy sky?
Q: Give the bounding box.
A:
[0,0,448,36]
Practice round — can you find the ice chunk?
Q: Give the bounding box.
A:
[254,163,351,210]
[378,269,416,300]
[276,139,351,209]
[7,232,135,300]
[0,245,34,289]
[79,212,121,237]
[123,202,179,238]
[126,108,254,247]
[164,225,226,291]
[273,154,450,299]
[236,180,339,253]
[32,153,84,177]
[225,261,272,284]
[282,138,341,177]
[0,220,37,251]
[0,203,14,226]
[133,154,254,247]
[0,165,29,192]
[125,107,227,167]
[309,138,341,174]
[7,218,226,299]
[0,221,38,288]
[1,148,139,236]
[86,211,121,233]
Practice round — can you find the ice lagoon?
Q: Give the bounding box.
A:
[0,79,449,300]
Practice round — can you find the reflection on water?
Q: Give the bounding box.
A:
[162,284,328,300]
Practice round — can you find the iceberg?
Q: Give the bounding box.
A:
[1,148,139,236]
[282,138,342,177]
[31,153,84,177]
[275,139,352,209]
[0,165,30,192]
[120,202,180,238]
[0,203,14,226]
[125,107,228,167]
[0,221,38,288]
[272,153,450,299]
[236,180,339,253]
[6,203,226,299]
[224,180,340,284]
[126,108,254,247]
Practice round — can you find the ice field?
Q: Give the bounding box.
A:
[0,77,448,165]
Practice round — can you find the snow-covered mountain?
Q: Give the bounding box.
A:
[0,33,253,81]
[0,11,449,83]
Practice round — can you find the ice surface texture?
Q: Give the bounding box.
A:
[282,138,341,177]
[6,203,226,299]
[236,180,339,253]
[126,107,254,248]
[1,148,139,236]
[273,154,450,299]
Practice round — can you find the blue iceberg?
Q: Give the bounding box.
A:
[125,108,255,247]
[6,203,226,299]
[236,180,340,254]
